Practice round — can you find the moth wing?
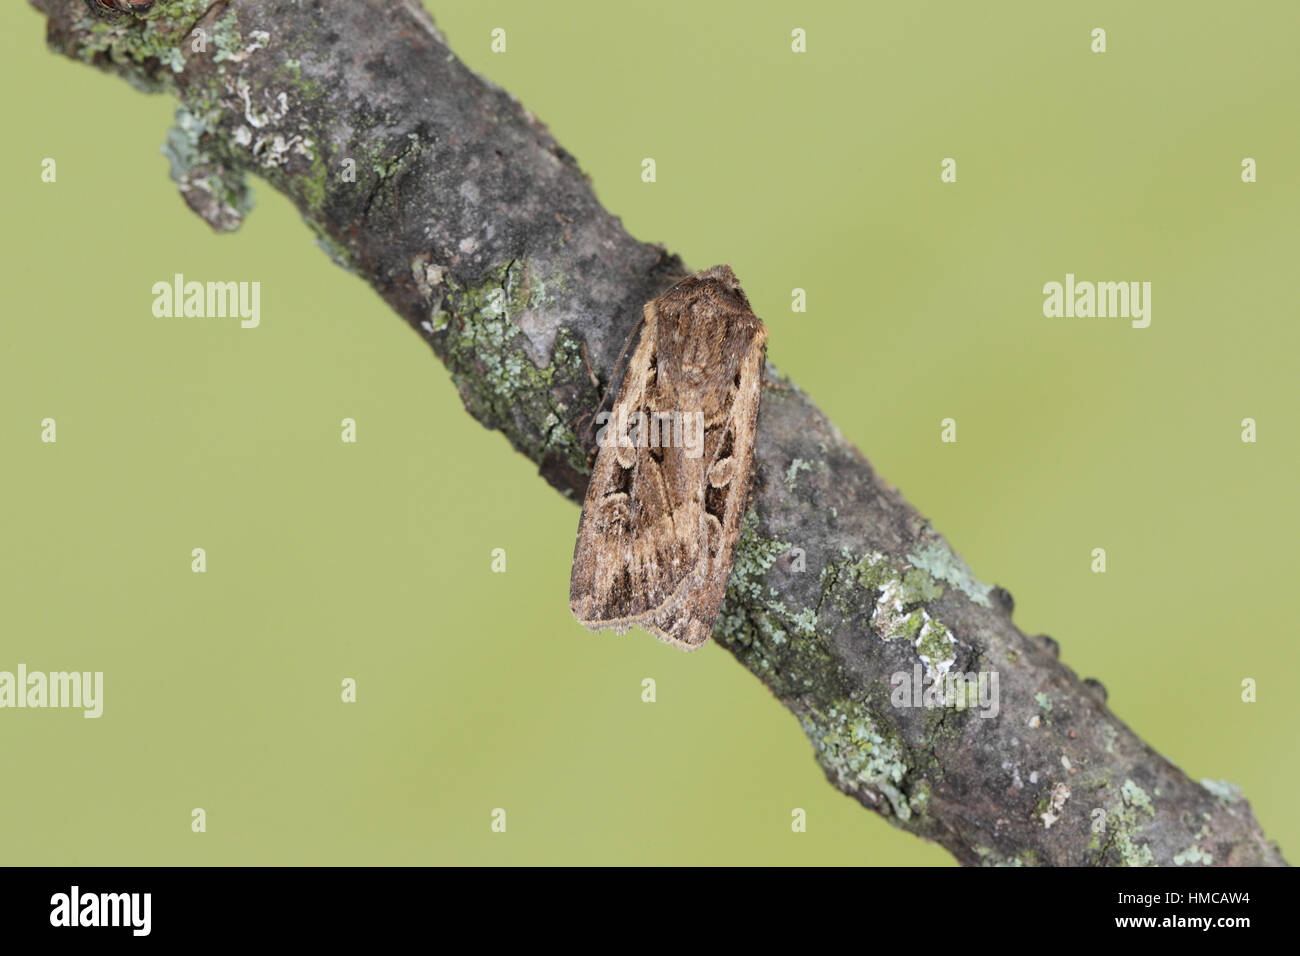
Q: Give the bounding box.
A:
[647,320,767,648]
[569,309,711,631]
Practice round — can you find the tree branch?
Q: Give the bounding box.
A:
[32,0,1286,866]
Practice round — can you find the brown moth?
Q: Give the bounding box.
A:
[569,264,767,650]
[85,0,155,18]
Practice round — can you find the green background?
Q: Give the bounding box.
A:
[2,1,1296,865]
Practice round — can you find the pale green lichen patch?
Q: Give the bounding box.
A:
[845,550,893,592]
[914,617,957,679]
[719,511,788,615]
[907,540,992,608]
[1113,829,1154,867]
[790,607,819,639]
[434,259,590,477]
[908,779,931,814]
[68,3,301,228]
[802,699,911,821]
[901,568,945,603]
[1097,778,1157,866]
[1173,845,1213,866]
[1039,781,1070,829]
[714,513,907,798]
[1200,778,1243,804]
[716,513,839,694]
[975,846,1036,868]
[849,553,955,678]
[871,578,926,644]
[1121,779,1154,816]
[212,14,266,64]
[161,104,252,232]
[849,553,943,604]
[73,0,215,84]
[1101,723,1118,754]
[784,458,812,490]
[1035,692,1052,713]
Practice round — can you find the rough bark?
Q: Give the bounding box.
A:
[31,0,1287,866]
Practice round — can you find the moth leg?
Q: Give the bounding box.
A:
[579,341,600,389]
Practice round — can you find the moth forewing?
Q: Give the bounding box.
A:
[569,265,767,650]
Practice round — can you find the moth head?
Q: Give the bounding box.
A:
[705,264,739,283]
[85,0,155,19]
[697,263,752,312]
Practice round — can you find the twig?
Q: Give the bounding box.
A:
[28,0,1286,866]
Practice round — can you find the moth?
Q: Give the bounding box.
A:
[85,0,154,19]
[569,265,767,650]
